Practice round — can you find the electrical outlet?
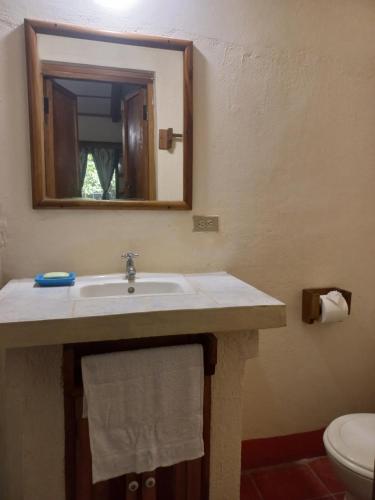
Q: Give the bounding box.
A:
[193,215,219,232]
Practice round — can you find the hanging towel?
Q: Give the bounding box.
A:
[81,344,204,483]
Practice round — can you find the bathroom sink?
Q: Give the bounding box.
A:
[75,275,195,298]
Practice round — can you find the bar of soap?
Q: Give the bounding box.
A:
[43,272,70,279]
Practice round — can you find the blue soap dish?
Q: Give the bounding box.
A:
[34,272,76,287]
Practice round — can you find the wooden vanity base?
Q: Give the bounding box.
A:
[63,333,217,500]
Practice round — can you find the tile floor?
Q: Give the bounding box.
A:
[241,456,346,500]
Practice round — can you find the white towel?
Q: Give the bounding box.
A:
[81,344,204,483]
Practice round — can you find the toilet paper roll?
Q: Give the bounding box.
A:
[320,291,349,323]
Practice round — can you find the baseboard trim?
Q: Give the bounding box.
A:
[241,428,326,471]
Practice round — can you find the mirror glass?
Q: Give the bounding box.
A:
[35,31,187,204]
[43,75,156,201]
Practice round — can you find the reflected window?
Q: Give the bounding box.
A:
[81,153,116,200]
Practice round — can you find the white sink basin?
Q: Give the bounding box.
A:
[75,274,195,298]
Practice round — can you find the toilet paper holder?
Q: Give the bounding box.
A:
[302,287,352,324]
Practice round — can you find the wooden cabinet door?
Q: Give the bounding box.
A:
[140,472,156,500]
[75,415,129,500]
[63,335,217,500]
[71,400,207,500]
[155,460,203,500]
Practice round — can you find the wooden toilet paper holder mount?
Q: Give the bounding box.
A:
[302,287,352,324]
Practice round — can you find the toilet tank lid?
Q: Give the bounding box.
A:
[324,413,375,478]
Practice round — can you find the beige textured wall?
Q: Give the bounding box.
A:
[1,0,375,439]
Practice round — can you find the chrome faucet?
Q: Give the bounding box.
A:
[122,251,139,282]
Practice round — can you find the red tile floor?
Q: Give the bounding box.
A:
[241,456,346,500]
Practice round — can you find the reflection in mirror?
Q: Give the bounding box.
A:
[43,73,155,200]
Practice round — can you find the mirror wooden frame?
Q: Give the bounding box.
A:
[24,19,193,210]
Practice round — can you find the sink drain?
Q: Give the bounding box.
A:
[128,287,135,294]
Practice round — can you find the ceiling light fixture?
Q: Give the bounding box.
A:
[94,0,137,9]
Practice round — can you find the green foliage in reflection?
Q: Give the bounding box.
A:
[81,154,116,200]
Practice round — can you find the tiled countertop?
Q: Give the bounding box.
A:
[0,272,286,348]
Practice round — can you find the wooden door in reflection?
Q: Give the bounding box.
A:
[122,88,149,200]
[44,79,80,198]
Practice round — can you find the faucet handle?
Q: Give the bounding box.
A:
[121,251,139,259]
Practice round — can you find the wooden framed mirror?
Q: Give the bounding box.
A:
[24,19,193,210]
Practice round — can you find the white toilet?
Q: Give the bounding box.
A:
[324,414,375,500]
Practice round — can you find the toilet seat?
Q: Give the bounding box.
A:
[323,413,375,480]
